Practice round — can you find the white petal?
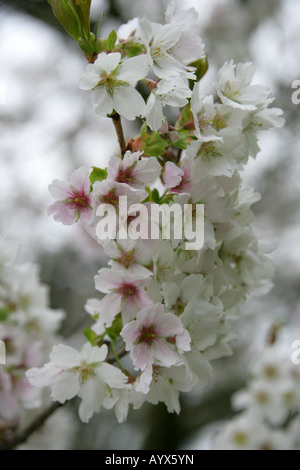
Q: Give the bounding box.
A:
[93,87,114,116]
[112,86,146,120]
[95,267,121,293]
[118,54,149,86]
[95,52,121,73]
[154,23,181,50]
[96,363,127,388]
[51,372,79,402]
[26,363,61,387]
[146,93,164,132]
[50,344,80,369]
[171,7,198,27]
[81,343,108,363]
[78,379,105,422]
[79,63,100,90]
[138,16,153,45]
[48,179,71,200]
[93,293,122,330]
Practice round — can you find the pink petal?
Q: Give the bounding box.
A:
[153,338,180,367]
[164,161,184,188]
[131,342,153,370]
[95,268,122,293]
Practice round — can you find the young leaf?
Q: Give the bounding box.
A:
[104,30,117,51]
[71,0,92,40]
[48,0,81,40]
[141,130,169,157]
[90,167,108,185]
[189,55,209,82]
[151,188,161,204]
[83,328,99,346]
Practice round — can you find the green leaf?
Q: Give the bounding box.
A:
[48,0,81,40]
[189,55,209,82]
[90,166,108,185]
[78,36,98,60]
[83,327,99,346]
[123,42,146,58]
[141,130,169,157]
[177,104,194,128]
[104,29,117,51]
[105,314,123,341]
[151,188,160,204]
[0,307,10,322]
[71,0,91,39]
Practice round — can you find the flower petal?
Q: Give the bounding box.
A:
[93,87,114,116]
[112,86,146,120]
[118,54,149,86]
[49,344,80,369]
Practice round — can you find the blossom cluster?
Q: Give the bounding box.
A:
[0,239,64,442]
[213,341,300,450]
[27,2,284,424]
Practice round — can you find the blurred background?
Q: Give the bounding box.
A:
[0,0,300,450]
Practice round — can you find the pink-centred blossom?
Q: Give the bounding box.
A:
[106,150,161,188]
[164,159,193,193]
[93,262,153,328]
[121,303,191,392]
[48,166,92,225]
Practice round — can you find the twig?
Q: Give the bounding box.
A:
[0,402,62,451]
[176,148,183,163]
[0,344,128,450]
[111,113,126,157]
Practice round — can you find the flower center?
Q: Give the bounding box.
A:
[102,189,119,207]
[76,362,96,384]
[118,250,136,269]
[116,167,134,184]
[119,283,138,299]
[198,142,222,161]
[223,79,241,101]
[263,365,278,379]
[233,431,248,446]
[98,73,116,95]
[72,193,90,208]
[151,41,168,60]
[138,325,157,346]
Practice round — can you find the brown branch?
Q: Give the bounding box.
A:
[111,113,126,157]
[0,402,62,451]
[0,345,129,450]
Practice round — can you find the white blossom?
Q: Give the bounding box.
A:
[80,52,149,120]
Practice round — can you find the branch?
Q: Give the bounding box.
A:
[0,345,128,450]
[111,113,126,157]
[0,402,62,451]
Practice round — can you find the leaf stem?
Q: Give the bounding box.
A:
[109,338,125,372]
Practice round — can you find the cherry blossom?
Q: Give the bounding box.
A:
[48,166,92,225]
[79,52,148,120]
